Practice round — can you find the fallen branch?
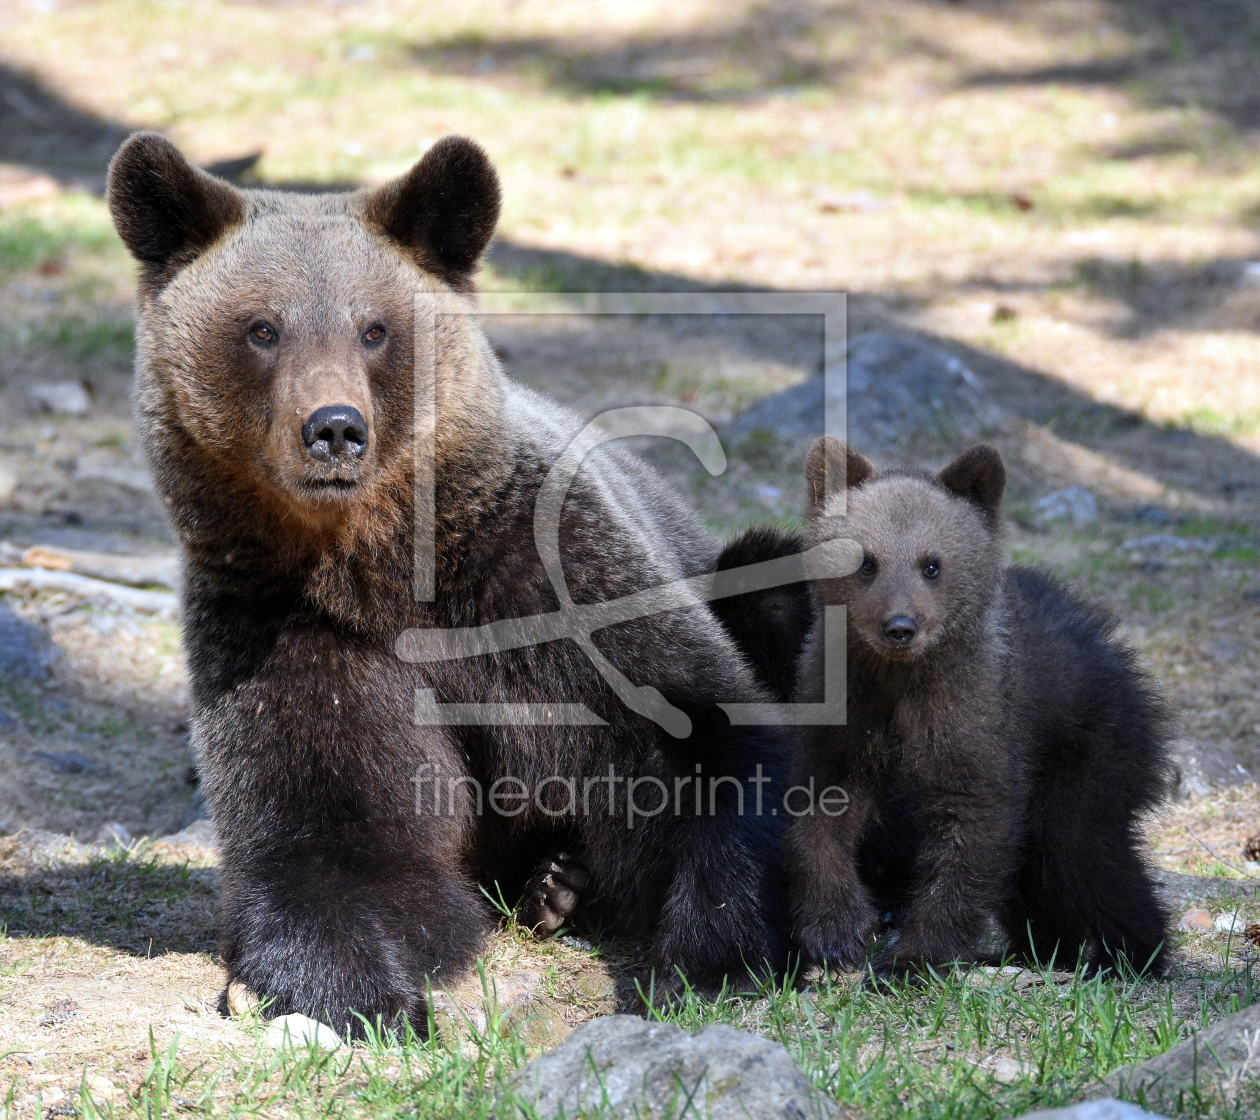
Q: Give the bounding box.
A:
[18,544,178,589]
[1185,826,1260,881]
[0,567,177,616]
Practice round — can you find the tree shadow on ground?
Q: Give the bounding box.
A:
[961,253,1260,341]
[0,64,131,191]
[0,835,218,956]
[964,0,1260,131]
[485,237,1260,511]
[0,62,347,194]
[404,0,1260,130]
[406,0,868,104]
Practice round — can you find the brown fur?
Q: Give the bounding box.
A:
[789,438,1171,977]
[108,133,792,1032]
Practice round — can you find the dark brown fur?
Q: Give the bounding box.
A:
[108,133,791,1033]
[789,437,1172,977]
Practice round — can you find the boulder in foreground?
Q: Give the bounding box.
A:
[1100,1003,1260,1111]
[507,1014,840,1119]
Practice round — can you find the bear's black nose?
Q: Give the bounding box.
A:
[882,615,918,645]
[302,406,368,461]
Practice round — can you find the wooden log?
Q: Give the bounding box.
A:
[19,545,179,589]
[0,568,178,615]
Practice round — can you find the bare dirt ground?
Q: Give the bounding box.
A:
[0,0,1259,1114]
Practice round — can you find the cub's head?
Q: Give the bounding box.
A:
[107,133,501,537]
[805,438,1006,660]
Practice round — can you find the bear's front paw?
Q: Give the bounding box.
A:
[519,850,589,938]
[797,903,879,971]
[871,932,977,982]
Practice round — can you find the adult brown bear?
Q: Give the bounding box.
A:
[107,132,793,1033]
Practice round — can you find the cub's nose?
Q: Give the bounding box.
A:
[882,615,918,645]
[302,405,368,461]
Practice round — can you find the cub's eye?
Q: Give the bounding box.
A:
[362,324,386,345]
[923,561,941,579]
[859,557,877,575]
[249,322,278,345]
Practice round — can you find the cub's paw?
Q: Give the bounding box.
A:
[519,850,590,938]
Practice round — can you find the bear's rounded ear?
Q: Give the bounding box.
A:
[107,132,245,290]
[937,443,1006,525]
[363,136,501,291]
[805,436,875,517]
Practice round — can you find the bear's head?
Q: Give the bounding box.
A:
[107,132,502,552]
[804,437,1006,660]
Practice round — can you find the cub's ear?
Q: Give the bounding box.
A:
[107,132,245,289]
[805,436,876,517]
[363,136,501,291]
[937,443,1006,524]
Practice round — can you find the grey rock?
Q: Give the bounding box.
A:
[1166,738,1251,800]
[1012,1100,1169,1120]
[0,600,59,680]
[508,1014,837,1119]
[32,749,102,775]
[1036,487,1099,526]
[1101,1003,1260,1109]
[28,381,91,417]
[723,332,1002,452]
[157,818,217,849]
[1152,869,1257,911]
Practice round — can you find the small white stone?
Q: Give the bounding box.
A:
[991,1056,1025,1083]
[1214,912,1245,934]
[265,1013,343,1050]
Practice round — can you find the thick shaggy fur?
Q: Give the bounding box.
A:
[789,439,1172,977]
[710,526,814,702]
[108,132,792,1033]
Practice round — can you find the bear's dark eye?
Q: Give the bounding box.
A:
[860,557,877,576]
[923,560,941,579]
[362,324,386,345]
[249,322,278,345]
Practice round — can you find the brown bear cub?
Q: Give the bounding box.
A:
[106,132,795,1035]
[789,437,1171,978]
